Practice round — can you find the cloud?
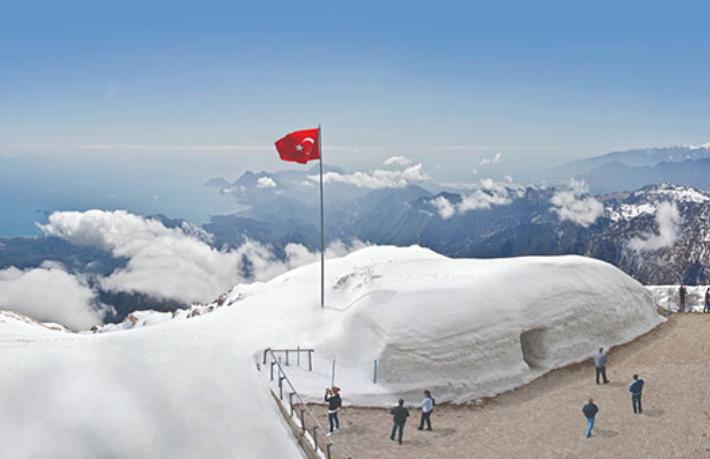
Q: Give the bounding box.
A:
[382,156,413,167]
[256,176,277,189]
[550,179,603,227]
[433,179,520,219]
[627,202,682,252]
[312,163,430,189]
[480,152,504,166]
[458,179,516,212]
[432,196,456,219]
[40,210,366,305]
[0,263,105,330]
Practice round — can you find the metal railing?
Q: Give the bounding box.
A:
[260,348,354,459]
[263,347,315,371]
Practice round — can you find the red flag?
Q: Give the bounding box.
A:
[274,128,321,164]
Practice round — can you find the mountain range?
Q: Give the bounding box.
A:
[552,144,710,193]
[5,143,710,322]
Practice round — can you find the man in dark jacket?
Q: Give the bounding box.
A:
[390,399,410,445]
[704,288,709,313]
[582,398,599,438]
[324,386,342,435]
[629,374,645,414]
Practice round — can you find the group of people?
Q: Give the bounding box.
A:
[323,387,435,445]
[321,346,648,446]
[584,347,645,438]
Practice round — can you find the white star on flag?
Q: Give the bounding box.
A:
[295,144,304,152]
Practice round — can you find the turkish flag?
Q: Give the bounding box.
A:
[274,128,321,164]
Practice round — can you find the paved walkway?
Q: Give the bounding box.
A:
[306,314,710,458]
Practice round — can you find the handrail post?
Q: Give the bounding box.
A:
[313,426,319,451]
[270,361,276,381]
[279,376,287,400]
[297,345,301,367]
[285,350,289,366]
[308,350,313,372]
[300,409,306,434]
[326,443,333,459]
[288,392,296,416]
[263,348,270,365]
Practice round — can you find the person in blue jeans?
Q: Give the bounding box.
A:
[582,398,599,438]
[324,386,342,435]
[390,399,410,445]
[629,374,645,414]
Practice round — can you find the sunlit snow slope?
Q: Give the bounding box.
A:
[0,246,663,457]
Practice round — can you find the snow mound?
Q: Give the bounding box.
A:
[0,310,70,336]
[262,248,663,403]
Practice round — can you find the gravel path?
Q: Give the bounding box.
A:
[306,314,710,458]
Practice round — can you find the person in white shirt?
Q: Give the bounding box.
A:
[417,389,434,431]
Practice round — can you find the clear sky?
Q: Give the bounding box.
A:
[2,0,710,179]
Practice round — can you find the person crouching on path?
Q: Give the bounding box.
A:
[418,389,434,431]
[324,386,342,435]
[594,347,610,384]
[390,399,410,445]
[629,374,645,414]
[582,398,599,438]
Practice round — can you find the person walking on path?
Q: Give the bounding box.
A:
[390,399,410,445]
[418,389,434,431]
[594,347,610,384]
[324,386,342,435]
[704,288,709,313]
[582,398,599,438]
[629,374,645,414]
[680,284,687,312]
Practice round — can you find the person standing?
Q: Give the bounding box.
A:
[582,398,599,438]
[417,389,434,431]
[324,386,342,436]
[704,288,709,313]
[680,284,687,312]
[390,399,410,445]
[594,347,610,384]
[629,374,645,414]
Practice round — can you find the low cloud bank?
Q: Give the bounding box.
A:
[434,179,521,219]
[310,156,430,189]
[39,210,366,311]
[628,202,682,252]
[550,179,603,227]
[0,263,105,330]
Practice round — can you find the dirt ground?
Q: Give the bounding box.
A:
[304,314,710,458]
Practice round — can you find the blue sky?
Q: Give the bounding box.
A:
[2,0,710,177]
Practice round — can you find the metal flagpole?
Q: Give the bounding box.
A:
[318,124,325,308]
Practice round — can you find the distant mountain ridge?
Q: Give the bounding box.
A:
[555,144,710,176]
[202,167,710,285]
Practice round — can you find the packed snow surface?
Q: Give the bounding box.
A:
[0,246,663,457]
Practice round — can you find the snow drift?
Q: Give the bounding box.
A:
[0,246,663,457]
[241,246,663,403]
